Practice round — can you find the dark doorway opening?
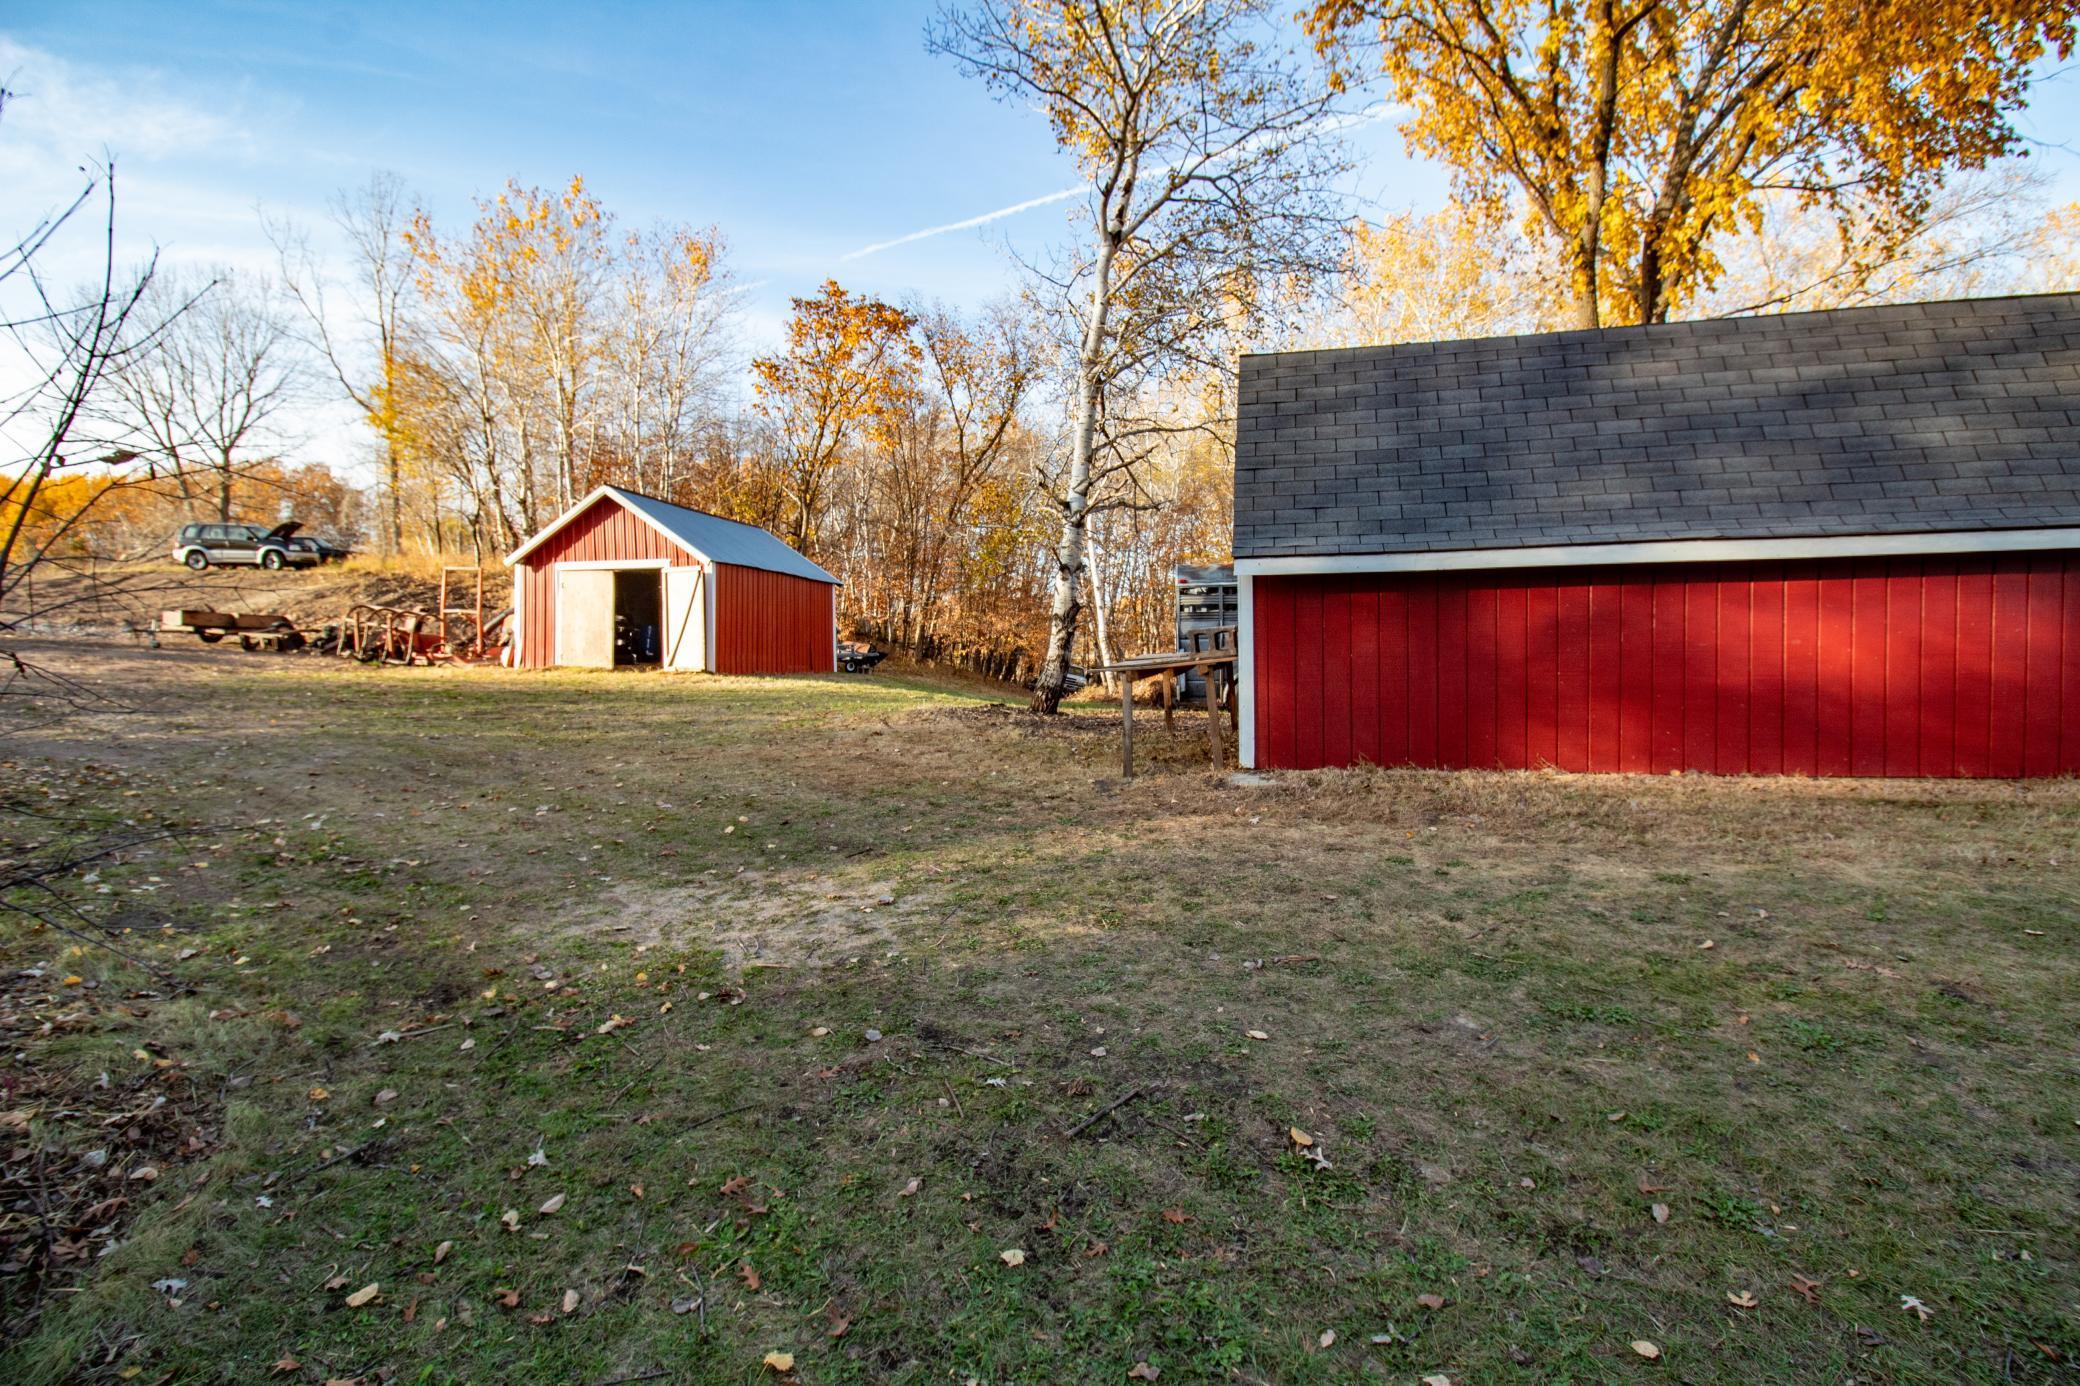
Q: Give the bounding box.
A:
[613,569,662,666]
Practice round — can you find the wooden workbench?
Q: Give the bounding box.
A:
[1089,627,1238,777]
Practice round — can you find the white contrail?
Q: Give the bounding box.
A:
[836,102,1403,264]
[840,185,1086,262]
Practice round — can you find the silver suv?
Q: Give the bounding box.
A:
[172,521,318,571]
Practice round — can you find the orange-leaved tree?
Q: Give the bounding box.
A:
[750,280,917,558]
[1308,0,2078,328]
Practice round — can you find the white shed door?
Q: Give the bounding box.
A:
[554,568,615,667]
[663,566,707,671]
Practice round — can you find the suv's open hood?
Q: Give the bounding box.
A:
[262,521,303,541]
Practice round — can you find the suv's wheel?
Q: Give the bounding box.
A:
[184,550,209,571]
[260,549,285,570]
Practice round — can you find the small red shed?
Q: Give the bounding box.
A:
[504,485,839,674]
[1234,294,2080,777]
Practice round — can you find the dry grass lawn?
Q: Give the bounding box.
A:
[1,637,2075,1384]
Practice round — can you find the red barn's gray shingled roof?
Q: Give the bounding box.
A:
[1232,292,2080,560]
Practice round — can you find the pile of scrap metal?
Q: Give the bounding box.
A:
[335,602,509,666]
[336,570,509,666]
[158,609,329,653]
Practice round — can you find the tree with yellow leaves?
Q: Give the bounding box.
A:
[1333,203,1565,346]
[930,0,1349,713]
[2021,201,2080,294]
[751,280,917,558]
[1309,0,2077,328]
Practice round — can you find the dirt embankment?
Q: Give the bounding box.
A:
[4,560,512,639]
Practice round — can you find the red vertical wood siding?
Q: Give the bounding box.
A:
[514,496,836,674]
[515,497,694,669]
[1253,553,2080,778]
[712,563,835,675]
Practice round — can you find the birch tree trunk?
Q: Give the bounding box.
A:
[1085,529,1119,695]
[1029,241,1112,714]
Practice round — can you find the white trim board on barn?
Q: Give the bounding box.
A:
[1233,526,2080,579]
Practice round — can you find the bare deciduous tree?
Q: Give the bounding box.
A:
[98,267,307,525]
[1,135,186,683]
[271,172,418,554]
[930,0,1350,712]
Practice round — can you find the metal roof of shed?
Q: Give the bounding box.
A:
[505,485,840,584]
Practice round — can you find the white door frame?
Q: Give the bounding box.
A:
[548,559,676,666]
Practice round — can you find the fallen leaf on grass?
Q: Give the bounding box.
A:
[826,1310,851,1338]
[499,1209,521,1232]
[1651,1202,1670,1224]
[1631,1340,1661,1360]
[1244,1030,1270,1042]
[373,1089,397,1106]
[433,1240,452,1264]
[562,1289,579,1314]
[1317,1329,1336,1348]
[494,1288,520,1308]
[1415,1294,1446,1310]
[897,1178,921,1198]
[1000,1249,1026,1267]
[1422,1376,1453,1386]
[1900,1295,1933,1322]
[738,1262,761,1291]
[1288,1127,1314,1148]
[1727,1290,1757,1308]
[271,1357,300,1373]
[762,1351,794,1372]
[343,1283,380,1308]
[595,1014,632,1036]
[1789,1274,1822,1305]
[1127,1364,1160,1381]
[1160,1208,1190,1224]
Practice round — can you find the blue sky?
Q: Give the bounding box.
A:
[4,2,2078,472]
[1,3,1420,332]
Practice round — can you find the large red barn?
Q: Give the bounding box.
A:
[504,486,839,674]
[1234,294,2080,777]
